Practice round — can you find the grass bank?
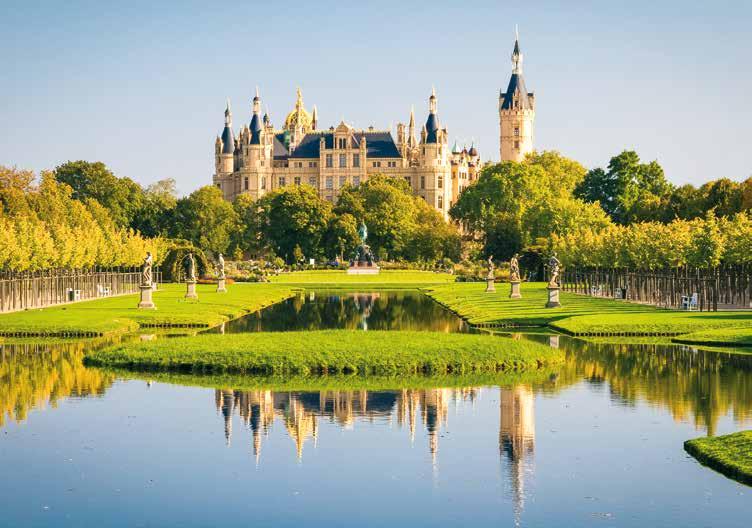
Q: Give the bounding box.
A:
[0,283,294,337]
[269,270,455,289]
[425,282,752,339]
[85,330,564,376]
[684,431,752,486]
[673,327,752,348]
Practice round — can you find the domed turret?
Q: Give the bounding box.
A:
[250,88,263,145]
[284,88,313,132]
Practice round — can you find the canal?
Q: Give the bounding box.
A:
[0,290,750,527]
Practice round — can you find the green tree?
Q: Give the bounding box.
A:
[131,179,177,237]
[257,185,332,263]
[171,186,238,255]
[575,150,673,223]
[53,161,145,227]
[324,213,360,260]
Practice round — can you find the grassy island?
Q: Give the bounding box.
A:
[0,283,295,337]
[684,431,752,486]
[85,330,564,376]
[424,282,752,341]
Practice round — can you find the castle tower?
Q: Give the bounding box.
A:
[419,88,452,217]
[213,99,235,200]
[499,31,535,161]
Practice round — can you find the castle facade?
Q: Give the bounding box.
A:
[212,36,534,215]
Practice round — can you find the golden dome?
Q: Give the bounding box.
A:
[284,87,313,131]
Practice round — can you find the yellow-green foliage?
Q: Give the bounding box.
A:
[0,167,167,271]
[685,431,752,486]
[86,330,564,376]
[551,212,751,269]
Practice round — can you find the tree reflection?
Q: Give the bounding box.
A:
[0,340,115,426]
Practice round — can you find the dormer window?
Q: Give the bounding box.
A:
[338,138,347,149]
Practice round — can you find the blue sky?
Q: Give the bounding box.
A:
[2,0,750,195]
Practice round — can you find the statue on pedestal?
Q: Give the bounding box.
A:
[138,252,156,309]
[348,221,378,271]
[485,255,496,293]
[141,252,153,286]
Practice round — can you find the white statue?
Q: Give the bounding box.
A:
[217,253,226,279]
[187,252,197,282]
[548,252,561,288]
[509,254,520,282]
[142,252,153,286]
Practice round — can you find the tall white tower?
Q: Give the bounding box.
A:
[499,31,535,161]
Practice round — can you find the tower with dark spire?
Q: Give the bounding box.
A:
[499,29,535,161]
[214,99,236,199]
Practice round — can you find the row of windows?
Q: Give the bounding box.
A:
[237,174,445,192]
[292,161,318,168]
[325,153,361,168]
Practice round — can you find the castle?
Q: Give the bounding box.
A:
[212,36,534,216]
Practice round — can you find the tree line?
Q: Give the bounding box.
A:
[0,166,166,272]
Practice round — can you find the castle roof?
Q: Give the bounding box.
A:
[424,113,439,143]
[278,131,401,159]
[249,113,263,145]
[220,125,234,154]
[500,73,533,110]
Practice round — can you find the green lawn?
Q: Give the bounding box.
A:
[684,431,752,486]
[0,283,295,337]
[674,327,752,347]
[85,330,564,376]
[425,282,752,338]
[268,270,455,288]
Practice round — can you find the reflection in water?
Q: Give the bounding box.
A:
[212,291,472,333]
[0,340,115,426]
[500,386,535,527]
[213,385,535,520]
[213,387,487,463]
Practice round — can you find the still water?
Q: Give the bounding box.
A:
[1,291,751,527]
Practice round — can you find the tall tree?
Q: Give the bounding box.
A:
[53,161,145,228]
[171,186,238,255]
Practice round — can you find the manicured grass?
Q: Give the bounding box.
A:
[85,330,564,376]
[269,270,455,288]
[674,327,752,347]
[425,282,752,338]
[684,431,752,486]
[0,283,295,337]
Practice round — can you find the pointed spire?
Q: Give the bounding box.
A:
[512,27,523,74]
[311,105,318,130]
[224,98,232,126]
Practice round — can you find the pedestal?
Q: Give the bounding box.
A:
[185,280,198,299]
[546,286,561,308]
[485,277,496,293]
[509,281,521,299]
[216,278,227,293]
[138,284,155,309]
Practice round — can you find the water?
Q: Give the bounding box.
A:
[209,290,473,333]
[1,291,751,527]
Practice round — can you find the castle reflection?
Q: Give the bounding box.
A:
[214,385,535,516]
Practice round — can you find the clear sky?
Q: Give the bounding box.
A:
[2,0,750,195]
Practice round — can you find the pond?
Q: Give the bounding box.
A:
[1,291,751,527]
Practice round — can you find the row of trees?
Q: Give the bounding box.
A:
[235,175,460,263]
[450,152,610,260]
[550,212,752,270]
[575,150,752,224]
[0,167,166,272]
